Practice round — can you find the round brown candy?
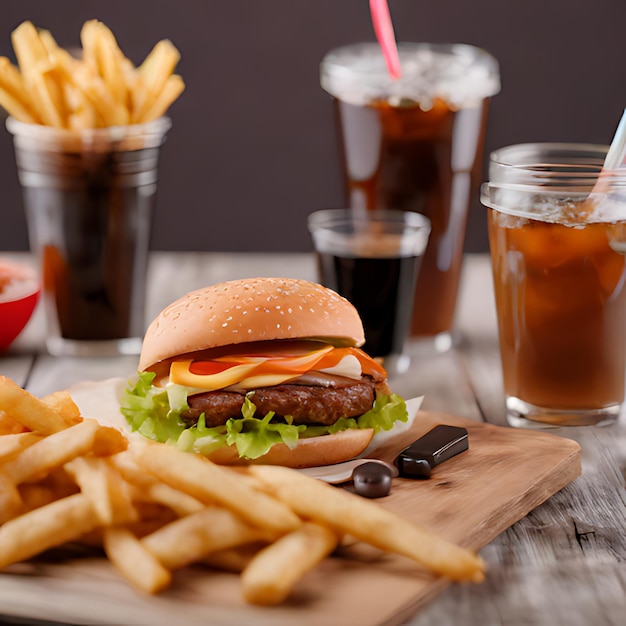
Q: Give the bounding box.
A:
[352,461,393,498]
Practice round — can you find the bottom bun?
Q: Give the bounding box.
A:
[205,428,375,469]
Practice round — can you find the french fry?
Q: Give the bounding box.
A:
[72,64,124,125]
[38,28,78,81]
[0,376,68,434]
[38,30,98,130]
[241,522,339,605]
[41,390,83,427]
[65,456,137,525]
[130,440,301,535]
[0,431,41,462]
[141,505,271,570]
[18,483,60,511]
[0,56,33,102]
[143,481,205,516]
[73,63,129,126]
[38,29,62,56]
[0,87,39,123]
[80,20,101,76]
[0,410,28,435]
[0,86,40,123]
[76,20,129,124]
[93,21,128,108]
[0,475,22,524]
[0,493,99,569]
[103,527,171,594]
[91,423,128,456]
[42,464,83,498]
[202,543,266,573]
[0,56,39,123]
[124,503,178,538]
[248,465,486,583]
[121,56,141,101]
[11,21,65,127]
[111,452,204,516]
[0,87,39,124]
[65,86,99,130]
[132,39,180,122]
[11,21,54,74]
[140,74,184,123]
[1,419,121,484]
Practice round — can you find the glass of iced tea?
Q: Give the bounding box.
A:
[482,143,626,427]
[320,43,500,351]
[308,209,430,360]
[7,116,171,357]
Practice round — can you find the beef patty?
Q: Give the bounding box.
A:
[183,377,384,427]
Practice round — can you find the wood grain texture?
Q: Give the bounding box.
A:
[0,412,580,626]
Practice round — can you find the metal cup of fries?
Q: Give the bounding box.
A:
[0,20,184,356]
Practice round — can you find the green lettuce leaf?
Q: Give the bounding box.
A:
[119,372,409,460]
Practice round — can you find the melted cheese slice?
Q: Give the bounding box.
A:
[169,344,385,391]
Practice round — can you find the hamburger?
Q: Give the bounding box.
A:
[120,277,408,468]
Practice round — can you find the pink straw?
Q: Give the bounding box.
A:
[370,0,402,79]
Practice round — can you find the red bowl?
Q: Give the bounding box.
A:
[0,260,40,351]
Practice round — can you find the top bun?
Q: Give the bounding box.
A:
[139,277,365,371]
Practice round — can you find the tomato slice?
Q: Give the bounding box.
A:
[190,361,242,376]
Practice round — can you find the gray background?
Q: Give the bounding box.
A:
[0,0,624,253]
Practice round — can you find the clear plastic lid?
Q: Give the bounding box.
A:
[321,42,500,109]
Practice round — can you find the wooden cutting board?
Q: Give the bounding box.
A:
[0,411,581,626]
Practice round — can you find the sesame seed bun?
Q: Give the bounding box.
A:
[139,277,366,372]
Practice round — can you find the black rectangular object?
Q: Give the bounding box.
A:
[396,425,469,478]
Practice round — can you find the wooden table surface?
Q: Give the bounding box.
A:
[1,251,625,626]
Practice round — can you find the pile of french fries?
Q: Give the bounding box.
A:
[0,375,484,605]
[0,20,183,129]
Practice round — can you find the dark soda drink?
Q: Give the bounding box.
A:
[316,252,421,357]
[9,116,170,355]
[321,43,500,341]
[25,147,156,341]
[308,209,430,359]
[334,97,489,337]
